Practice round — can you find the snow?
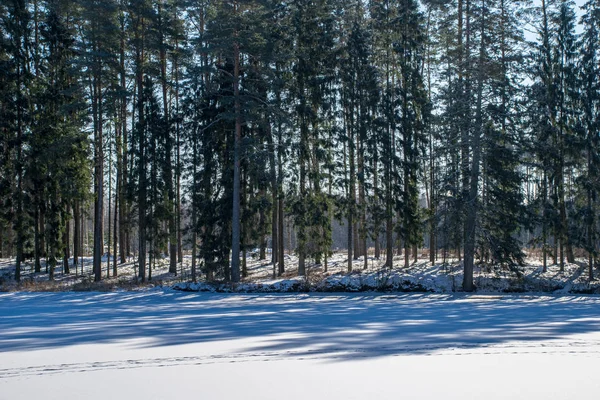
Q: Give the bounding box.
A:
[172,253,600,294]
[2,291,600,399]
[0,255,188,291]
[3,252,600,295]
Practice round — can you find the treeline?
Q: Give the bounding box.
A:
[1,0,599,290]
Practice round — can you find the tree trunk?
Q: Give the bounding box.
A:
[269,128,278,274]
[63,217,70,274]
[275,68,285,276]
[542,171,547,272]
[73,203,79,271]
[158,2,177,275]
[429,132,436,265]
[107,133,112,279]
[558,171,565,271]
[347,214,353,273]
[242,249,247,279]
[191,106,198,283]
[113,168,118,277]
[175,81,183,266]
[40,204,46,260]
[81,208,84,275]
[353,224,360,260]
[230,32,242,283]
[259,198,267,261]
[413,244,418,264]
[588,133,595,280]
[119,8,128,265]
[463,0,484,292]
[35,206,41,273]
[386,216,393,269]
[278,197,285,276]
[137,16,146,282]
[344,117,353,273]
[93,72,103,282]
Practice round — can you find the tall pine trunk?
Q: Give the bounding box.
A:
[118,9,128,265]
[63,217,70,274]
[230,29,242,283]
[463,0,485,292]
[137,16,146,282]
[158,2,177,275]
[268,123,278,276]
[73,203,79,271]
[93,72,103,283]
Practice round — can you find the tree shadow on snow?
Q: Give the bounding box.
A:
[1,292,600,361]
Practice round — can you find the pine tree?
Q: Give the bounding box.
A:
[288,0,337,275]
[479,0,526,267]
[2,0,33,282]
[36,0,89,279]
[396,0,428,268]
[128,0,152,282]
[553,0,579,270]
[463,0,485,291]
[155,0,178,275]
[579,0,600,279]
[529,0,559,272]
[369,0,402,269]
[79,0,120,281]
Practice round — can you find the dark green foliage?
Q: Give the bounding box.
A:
[482,124,524,266]
[2,0,600,286]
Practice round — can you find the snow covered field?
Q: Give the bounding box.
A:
[2,291,600,399]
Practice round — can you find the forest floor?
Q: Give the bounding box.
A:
[1,291,600,399]
[1,251,600,294]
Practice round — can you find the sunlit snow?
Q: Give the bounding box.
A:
[1,291,600,399]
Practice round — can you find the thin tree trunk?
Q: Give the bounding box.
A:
[268,123,278,276]
[81,208,84,275]
[175,42,183,264]
[413,244,418,264]
[588,125,595,280]
[343,117,352,273]
[137,16,146,282]
[63,217,70,274]
[559,170,565,271]
[73,203,79,271]
[259,200,267,261]
[35,206,41,273]
[158,1,177,275]
[276,67,285,276]
[463,0,484,292]
[542,171,547,272]
[373,156,380,260]
[429,112,436,266]
[40,206,46,260]
[191,113,198,283]
[386,216,393,269]
[119,4,128,265]
[230,25,242,283]
[107,129,112,279]
[113,162,118,277]
[93,72,103,282]
[242,249,247,279]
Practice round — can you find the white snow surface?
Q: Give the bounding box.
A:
[2,291,600,399]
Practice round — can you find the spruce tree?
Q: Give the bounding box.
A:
[2,0,33,281]
[480,0,527,267]
[579,0,600,279]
